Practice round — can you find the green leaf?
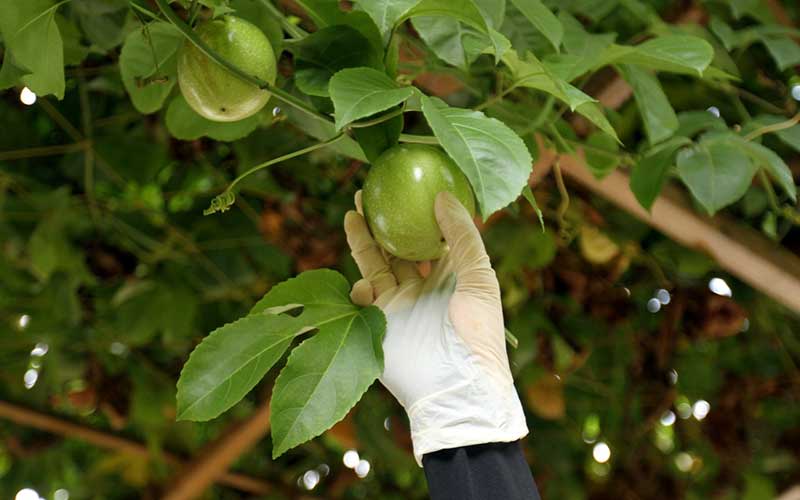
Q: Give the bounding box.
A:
[709,16,738,51]
[521,185,545,230]
[251,269,356,325]
[282,99,368,161]
[676,132,758,215]
[175,313,306,421]
[602,36,714,76]
[412,17,487,70]
[73,0,129,51]
[270,304,385,458]
[504,50,595,110]
[675,110,727,138]
[352,0,419,38]
[55,14,89,66]
[508,0,563,51]
[618,64,678,145]
[574,101,619,141]
[739,141,797,202]
[353,113,404,162]
[0,0,65,98]
[295,0,386,53]
[288,25,383,98]
[420,95,533,219]
[761,36,800,71]
[398,0,507,62]
[329,67,415,130]
[583,132,620,179]
[553,11,615,81]
[630,136,691,210]
[165,94,262,141]
[119,21,183,114]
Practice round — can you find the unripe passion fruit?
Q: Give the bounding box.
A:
[362,144,475,261]
[177,16,276,122]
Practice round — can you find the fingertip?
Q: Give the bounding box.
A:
[354,190,364,215]
[350,278,374,306]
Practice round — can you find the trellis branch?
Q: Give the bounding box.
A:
[163,401,273,500]
[0,400,272,496]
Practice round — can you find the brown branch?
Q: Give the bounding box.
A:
[558,154,800,313]
[0,400,271,496]
[0,142,89,161]
[163,401,272,500]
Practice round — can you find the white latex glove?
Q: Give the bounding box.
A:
[344,191,529,466]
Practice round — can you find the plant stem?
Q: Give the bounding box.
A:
[474,86,515,111]
[153,0,328,123]
[744,112,800,141]
[78,77,99,224]
[350,106,405,129]
[759,169,780,211]
[256,0,307,39]
[0,142,88,161]
[398,133,439,145]
[227,134,345,194]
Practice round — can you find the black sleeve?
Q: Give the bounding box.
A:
[422,441,541,500]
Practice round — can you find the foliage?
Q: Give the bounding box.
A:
[1,0,799,498]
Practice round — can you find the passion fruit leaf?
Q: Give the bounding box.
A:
[399,0,507,62]
[583,132,620,179]
[289,25,383,98]
[508,0,563,51]
[176,313,307,421]
[270,304,385,458]
[739,141,797,202]
[630,136,691,211]
[503,50,595,111]
[352,0,419,38]
[618,64,678,146]
[522,186,545,231]
[249,270,387,457]
[329,67,415,130]
[120,21,182,114]
[676,132,758,215]
[421,95,533,219]
[0,0,65,98]
[251,269,356,325]
[600,36,714,76]
[294,0,384,53]
[165,94,261,141]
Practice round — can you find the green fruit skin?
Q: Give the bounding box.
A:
[178,16,276,122]
[363,144,476,261]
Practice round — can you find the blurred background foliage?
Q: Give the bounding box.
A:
[1,0,800,499]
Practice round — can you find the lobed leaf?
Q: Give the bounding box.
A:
[270,305,385,458]
[176,313,307,421]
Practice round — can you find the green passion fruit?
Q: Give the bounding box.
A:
[362,144,476,261]
[177,16,276,122]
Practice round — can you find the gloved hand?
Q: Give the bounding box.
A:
[344,191,529,466]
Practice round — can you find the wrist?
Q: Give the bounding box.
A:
[407,377,529,466]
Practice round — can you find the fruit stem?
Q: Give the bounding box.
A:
[153,0,330,124]
[350,106,405,128]
[398,133,439,145]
